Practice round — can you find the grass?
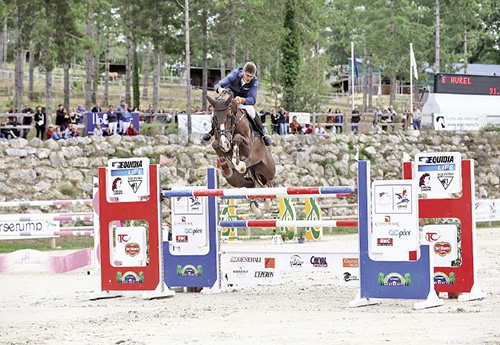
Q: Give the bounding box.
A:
[0,236,94,253]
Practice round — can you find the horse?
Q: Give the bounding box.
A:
[206,91,275,191]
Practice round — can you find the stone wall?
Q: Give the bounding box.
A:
[0,130,499,209]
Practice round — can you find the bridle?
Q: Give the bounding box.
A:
[212,97,245,153]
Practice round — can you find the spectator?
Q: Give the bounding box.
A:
[21,104,34,139]
[304,124,314,134]
[7,105,17,121]
[387,105,397,131]
[65,123,79,138]
[412,104,422,130]
[102,127,111,137]
[61,107,71,132]
[146,104,155,123]
[51,126,68,140]
[8,117,20,138]
[46,124,54,139]
[315,123,326,135]
[380,108,389,131]
[55,104,65,127]
[93,123,103,136]
[137,105,146,123]
[334,108,343,133]
[402,108,411,131]
[373,106,383,122]
[351,105,361,132]
[34,105,46,140]
[1,118,18,139]
[156,108,167,124]
[91,103,102,113]
[104,105,118,135]
[76,104,87,114]
[371,120,382,133]
[259,107,270,134]
[325,108,334,133]
[120,103,132,135]
[270,108,280,134]
[278,106,288,135]
[70,107,81,124]
[290,115,303,134]
[115,100,126,133]
[125,123,138,136]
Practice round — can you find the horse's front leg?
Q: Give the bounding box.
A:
[213,141,233,178]
[231,135,247,174]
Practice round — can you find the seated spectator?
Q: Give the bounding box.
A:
[51,126,68,140]
[379,108,390,131]
[93,123,103,136]
[65,123,79,138]
[371,120,382,133]
[7,117,20,138]
[125,123,138,136]
[46,124,55,139]
[70,107,81,124]
[76,104,87,114]
[289,115,303,134]
[91,103,102,113]
[102,127,111,137]
[1,118,18,139]
[315,123,326,135]
[303,124,313,134]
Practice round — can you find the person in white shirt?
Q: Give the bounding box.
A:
[315,123,326,135]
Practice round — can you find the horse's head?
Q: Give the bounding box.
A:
[207,92,234,152]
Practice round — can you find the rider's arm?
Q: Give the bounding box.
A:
[214,68,240,93]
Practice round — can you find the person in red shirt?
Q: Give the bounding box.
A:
[46,124,54,139]
[125,123,138,136]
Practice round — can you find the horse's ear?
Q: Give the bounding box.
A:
[225,93,233,107]
[207,95,216,107]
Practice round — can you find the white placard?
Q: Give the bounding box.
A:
[170,187,209,255]
[114,226,147,267]
[421,224,458,267]
[415,152,461,196]
[433,113,487,131]
[107,158,150,202]
[288,112,311,125]
[0,220,59,236]
[371,180,419,261]
[177,114,212,134]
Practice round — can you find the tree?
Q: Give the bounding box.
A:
[281,0,301,111]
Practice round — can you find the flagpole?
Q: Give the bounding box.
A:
[351,42,355,110]
[410,43,413,111]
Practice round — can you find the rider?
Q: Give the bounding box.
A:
[202,61,273,146]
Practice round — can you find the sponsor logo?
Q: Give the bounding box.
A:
[378,272,411,286]
[388,229,411,238]
[117,271,144,284]
[419,156,454,164]
[374,216,401,227]
[310,256,328,267]
[184,227,202,235]
[342,258,359,268]
[434,242,452,256]
[434,271,456,285]
[112,161,143,169]
[425,232,441,242]
[290,255,304,267]
[117,234,130,243]
[254,271,274,278]
[395,189,410,209]
[265,257,275,268]
[343,271,360,282]
[125,243,140,257]
[232,265,248,277]
[437,175,454,190]
[111,177,123,195]
[177,264,203,277]
[419,173,431,192]
[176,235,188,243]
[377,238,393,246]
[230,256,262,263]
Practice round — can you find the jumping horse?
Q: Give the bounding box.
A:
[206,91,275,190]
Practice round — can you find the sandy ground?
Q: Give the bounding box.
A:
[0,229,499,345]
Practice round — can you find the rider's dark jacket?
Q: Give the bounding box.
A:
[214,68,258,105]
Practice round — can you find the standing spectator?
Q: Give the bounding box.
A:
[325,108,334,133]
[125,123,138,136]
[412,104,422,130]
[21,104,34,139]
[373,106,383,122]
[380,108,389,131]
[104,105,118,135]
[93,123,103,136]
[270,108,280,134]
[278,106,288,135]
[7,105,17,121]
[259,108,270,134]
[91,103,102,113]
[137,105,146,123]
[34,105,46,140]
[146,104,155,123]
[120,103,132,135]
[315,123,326,135]
[61,107,71,132]
[55,104,65,127]
[402,108,411,131]
[334,108,343,133]
[115,100,126,133]
[76,104,87,114]
[351,105,361,132]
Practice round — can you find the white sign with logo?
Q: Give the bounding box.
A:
[107,158,150,202]
[288,112,311,125]
[177,114,212,134]
[415,152,461,196]
[433,113,487,131]
[114,226,147,267]
[170,187,209,255]
[0,220,60,237]
[421,224,458,267]
[371,180,419,261]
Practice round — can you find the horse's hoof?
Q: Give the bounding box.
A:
[221,168,233,178]
[234,161,246,174]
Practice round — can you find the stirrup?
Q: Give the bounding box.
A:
[202,133,212,142]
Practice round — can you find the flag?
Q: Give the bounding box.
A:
[352,46,359,78]
[159,154,172,165]
[410,44,418,80]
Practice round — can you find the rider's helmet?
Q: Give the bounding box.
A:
[243,61,257,77]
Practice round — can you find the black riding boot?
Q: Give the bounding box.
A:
[252,116,272,146]
[202,121,215,141]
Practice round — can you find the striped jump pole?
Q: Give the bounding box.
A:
[0,199,93,208]
[219,219,358,228]
[163,186,357,199]
[0,213,93,222]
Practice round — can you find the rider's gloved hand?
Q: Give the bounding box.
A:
[217,87,223,94]
[235,97,245,104]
